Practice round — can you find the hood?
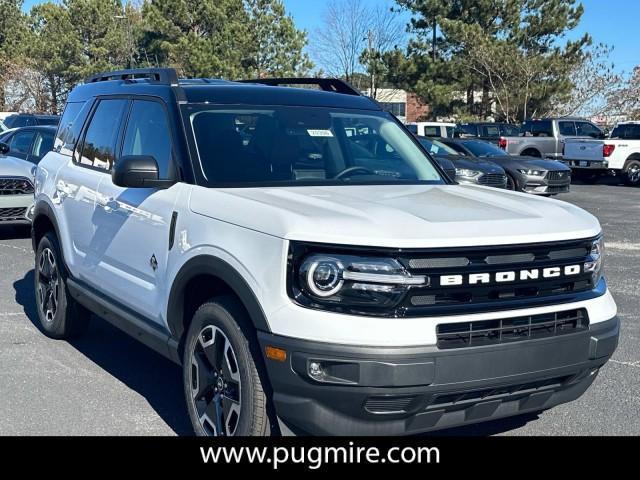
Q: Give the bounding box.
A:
[189,184,600,249]
[445,155,504,174]
[0,155,35,178]
[481,155,571,172]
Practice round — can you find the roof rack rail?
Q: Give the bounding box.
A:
[237,77,362,96]
[85,68,180,86]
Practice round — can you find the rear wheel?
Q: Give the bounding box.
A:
[622,160,640,186]
[183,296,270,436]
[34,233,90,339]
[521,149,541,158]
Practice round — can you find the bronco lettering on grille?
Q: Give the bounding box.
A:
[440,264,582,286]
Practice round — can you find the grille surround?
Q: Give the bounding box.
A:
[0,177,35,196]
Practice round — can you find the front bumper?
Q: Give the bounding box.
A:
[259,316,619,435]
[0,194,35,224]
[563,159,609,170]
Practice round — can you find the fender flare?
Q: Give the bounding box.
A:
[31,201,62,253]
[167,255,271,339]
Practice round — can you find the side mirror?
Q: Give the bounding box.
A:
[0,142,9,155]
[112,155,175,189]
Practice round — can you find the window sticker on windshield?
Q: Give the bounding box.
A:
[307,129,333,137]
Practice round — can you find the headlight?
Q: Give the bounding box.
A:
[518,169,546,176]
[293,252,427,313]
[584,236,605,285]
[455,168,482,178]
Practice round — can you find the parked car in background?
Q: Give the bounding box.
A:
[417,136,507,188]
[0,126,56,224]
[3,113,60,129]
[406,121,456,138]
[497,117,605,160]
[442,138,571,195]
[563,121,640,186]
[457,122,521,143]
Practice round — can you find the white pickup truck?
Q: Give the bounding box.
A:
[563,121,640,186]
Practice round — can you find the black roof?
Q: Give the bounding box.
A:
[68,68,379,111]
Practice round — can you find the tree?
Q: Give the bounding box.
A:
[244,0,313,77]
[605,66,640,121]
[388,0,591,121]
[311,0,370,86]
[0,0,28,110]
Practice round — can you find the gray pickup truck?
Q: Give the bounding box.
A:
[498,118,605,159]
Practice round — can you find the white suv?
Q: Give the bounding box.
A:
[32,69,619,436]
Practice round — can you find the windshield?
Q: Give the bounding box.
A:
[186,106,444,187]
[418,137,459,156]
[463,140,507,157]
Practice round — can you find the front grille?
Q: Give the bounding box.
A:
[0,207,28,221]
[478,173,507,188]
[436,308,588,349]
[0,177,34,195]
[545,171,571,183]
[399,237,595,315]
[546,185,570,194]
[429,375,572,408]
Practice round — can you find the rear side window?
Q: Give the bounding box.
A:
[9,130,35,155]
[611,124,640,139]
[558,121,577,136]
[55,101,91,156]
[522,120,553,137]
[121,100,173,179]
[76,99,128,171]
[480,125,500,137]
[423,126,440,137]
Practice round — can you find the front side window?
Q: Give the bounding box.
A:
[186,106,443,186]
[77,99,128,171]
[9,130,35,155]
[121,100,173,179]
[576,122,602,138]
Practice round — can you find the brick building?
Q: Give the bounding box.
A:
[364,88,430,123]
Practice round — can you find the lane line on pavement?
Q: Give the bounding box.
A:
[607,242,640,251]
[610,359,640,369]
[0,313,25,317]
[0,243,30,253]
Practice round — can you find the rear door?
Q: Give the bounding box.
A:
[94,98,181,324]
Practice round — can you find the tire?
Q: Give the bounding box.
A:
[521,149,541,158]
[183,296,270,437]
[34,232,90,339]
[506,173,518,191]
[622,159,640,186]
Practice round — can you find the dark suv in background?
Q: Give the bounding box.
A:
[3,113,60,129]
[457,122,521,143]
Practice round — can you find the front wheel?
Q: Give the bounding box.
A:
[34,233,91,339]
[623,160,640,186]
[506,174,518,191]
[183,297,270,436]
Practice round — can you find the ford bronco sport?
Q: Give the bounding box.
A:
[31,68,619,436]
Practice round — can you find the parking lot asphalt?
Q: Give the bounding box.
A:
[0,180,638,436]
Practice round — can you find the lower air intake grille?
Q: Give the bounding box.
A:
[436,308,588,349]
[365,396,416,414]
[0,207,27,221]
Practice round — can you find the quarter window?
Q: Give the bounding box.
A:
[77,99,128,171]
[121,100,173,179]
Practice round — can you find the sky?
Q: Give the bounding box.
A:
[21,0,639,75]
